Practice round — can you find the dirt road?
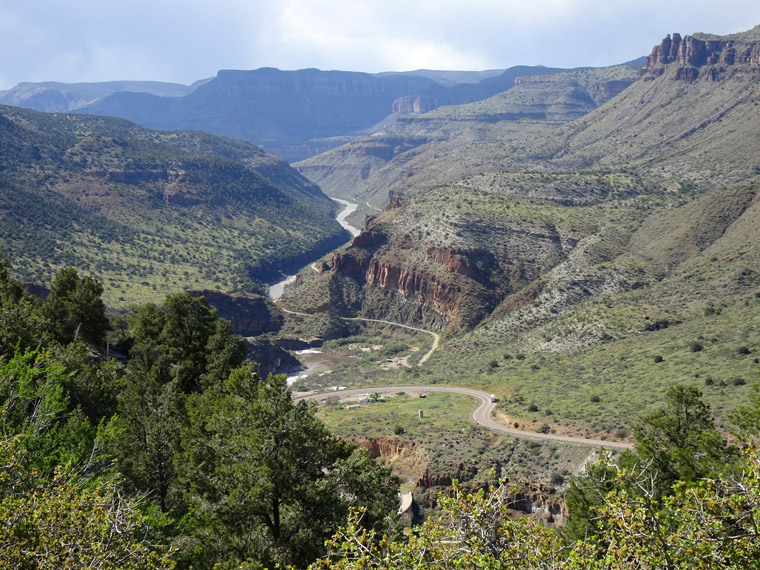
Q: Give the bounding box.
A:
[339,317,440,366]
[296,385,633,450]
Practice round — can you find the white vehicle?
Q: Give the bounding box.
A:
[490,394,498,403]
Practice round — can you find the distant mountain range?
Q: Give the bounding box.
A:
[0,65,620,161]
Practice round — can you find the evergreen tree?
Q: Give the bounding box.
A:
[45,267,109,346]
[177,370,400,569]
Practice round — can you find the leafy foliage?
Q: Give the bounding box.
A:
[314,446,760,569]
[177,370,400,569]
[0,437,174,570]
[45,267,109,345]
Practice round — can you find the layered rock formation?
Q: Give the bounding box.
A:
[322,226,506,331]
[644,30,760,80]
[392,96,438,115]
[187,290,283,337]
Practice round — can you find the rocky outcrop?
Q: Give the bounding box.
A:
[644,32,760,80]
[22,282,50,299]
[392,96,438,115]
[587,79,635,103]
[366,259,461,316]
[187,289,283,336]
[353,437,429,482]
[509,480,565,524]
[246,337,300,377]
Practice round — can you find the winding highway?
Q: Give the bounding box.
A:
[296,385,633,451]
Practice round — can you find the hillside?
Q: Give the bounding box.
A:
[279,28,760,437]
[73,66,577,161]
[0,105,346,306]
[294,63,641,209]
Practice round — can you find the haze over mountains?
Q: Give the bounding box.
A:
[1,64,629,161]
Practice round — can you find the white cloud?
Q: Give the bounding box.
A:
[1,0,760,88]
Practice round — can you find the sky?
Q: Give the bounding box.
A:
[2,0,760,90]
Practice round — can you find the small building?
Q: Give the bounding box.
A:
[346,404,361,410]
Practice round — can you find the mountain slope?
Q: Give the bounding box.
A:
[0,105,346,306]
[0,80,203,113]
[279,27,760,437]
[75,66,581,160]
[295,63,641,208]
[284,27,760,335]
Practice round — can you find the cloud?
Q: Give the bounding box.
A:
[1,0,760,89]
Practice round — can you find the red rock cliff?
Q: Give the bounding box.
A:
[644,32,760,80]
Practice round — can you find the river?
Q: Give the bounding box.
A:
[267,197,363,385]
[268,197,361,300]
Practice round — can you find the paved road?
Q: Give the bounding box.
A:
[296,385,633,451]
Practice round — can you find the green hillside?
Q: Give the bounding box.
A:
[0,105,346,306]
[280,28,760,440]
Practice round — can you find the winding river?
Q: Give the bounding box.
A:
[268,197,360,300]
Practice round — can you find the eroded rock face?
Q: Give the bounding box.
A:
[353,437,429,483]
[324,231,504,331]
[22,282,50,299]
[392,96,438,115]
[187,289,283,336]
[644,32,760,80]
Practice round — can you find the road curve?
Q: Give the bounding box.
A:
[339,317,440,366]
[296,385,633,451]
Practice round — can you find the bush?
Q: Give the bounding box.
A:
[550,471,567,486]
[689,341,704,353]
[393,425,405,435]
[590,395,601,403]
[654,355,664,363]
[737,346,751,355]
[537,424,551,434]
[732,378,747,386]
[488,360,499,368]
[528,404,539,412]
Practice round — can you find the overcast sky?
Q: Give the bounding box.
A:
[2,0,759,90]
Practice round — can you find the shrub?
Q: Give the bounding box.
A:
[732,378,747,387]
[654,355,663,363]
[737,346,751,355]
[393,425,405,435]
[550,471,567,486]
[528,404,539,412]
[590,395,601,403]
[537,424,551,434]
[689,341,704,353]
